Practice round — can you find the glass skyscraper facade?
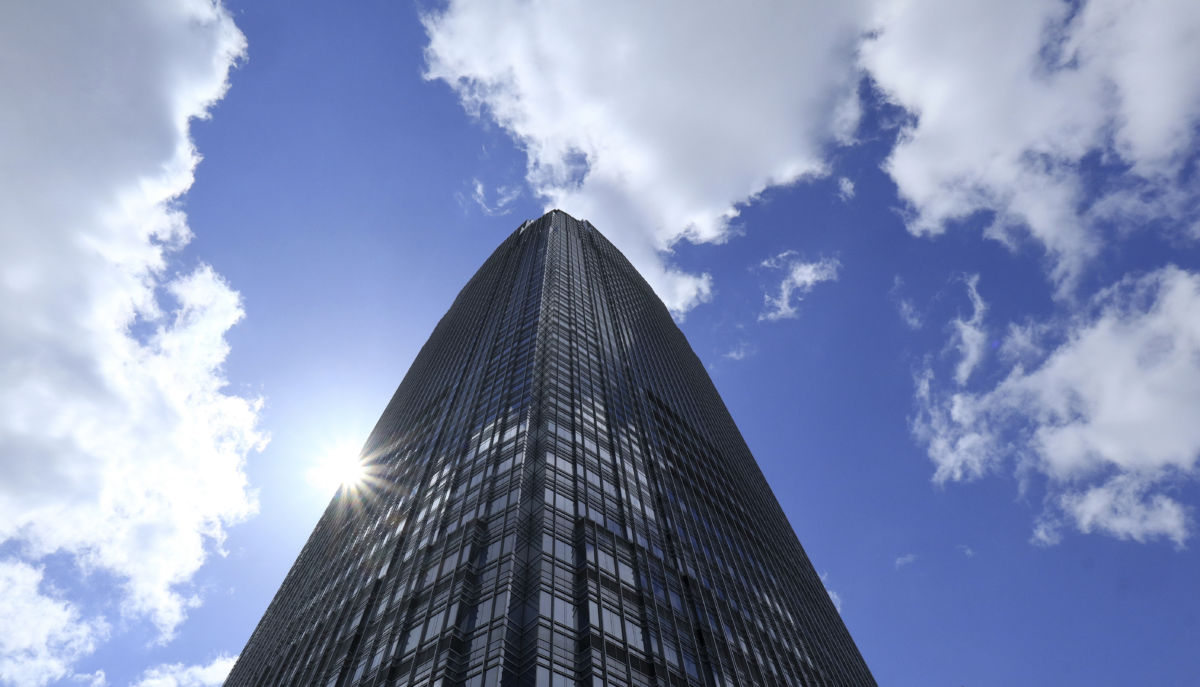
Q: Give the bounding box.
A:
[226,211,874,687]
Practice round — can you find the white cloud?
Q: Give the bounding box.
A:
[837,176,856,201]
[129,655,237,687]
[425,1,1200,308]
[915,267,1200,546]
[76,672,107,687]
[759,253,841,322]
[0,561,107,687]
[998,320,1049,365]
[951,275,988,385]
[470,179,521,216]
[818,572,843,613]
[1062,473,1189,545]
[827,589,843,613]
[890,276,923,330]
[894,553,918,569]
[898,300,922,330]
[0,0,262,675]
[861,0,1200,287]
[958,544,976,558]
[423,0,870,315]
[722,342,754,361]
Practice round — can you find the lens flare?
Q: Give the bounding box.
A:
[306,441,366,493]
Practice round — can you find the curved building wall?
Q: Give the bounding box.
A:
[226,210,874,687]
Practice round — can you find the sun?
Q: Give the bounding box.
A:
[306,441,367,493]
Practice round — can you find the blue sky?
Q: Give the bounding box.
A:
[2,1,1199,685]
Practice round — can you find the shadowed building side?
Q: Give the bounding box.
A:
[226,210,874,687]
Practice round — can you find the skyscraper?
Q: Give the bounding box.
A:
[226,211,874,687]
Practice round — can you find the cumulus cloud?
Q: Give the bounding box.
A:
[914,267,1200,546]
[129,654,237,687]
[0,561,107,687]
[861,0,1200,287]
[759,252,841,321]
[423,0,870,315]
[894,553,918,569]
[425,0,1200,310]
[0,0,262,678]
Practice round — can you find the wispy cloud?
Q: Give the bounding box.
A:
[915,267,1200,547]
[759,252,841,321]
[890,276,923,330]
[470,179,522,216]
[958,544,976,558]
[819,572,844,613]
[998,320,1049,365]
[951,275,988,385]
[895,553,918,569]
[0,1,261,680]
[837,176,855,201]
[723,341,754,361]
[898,299,923,330]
